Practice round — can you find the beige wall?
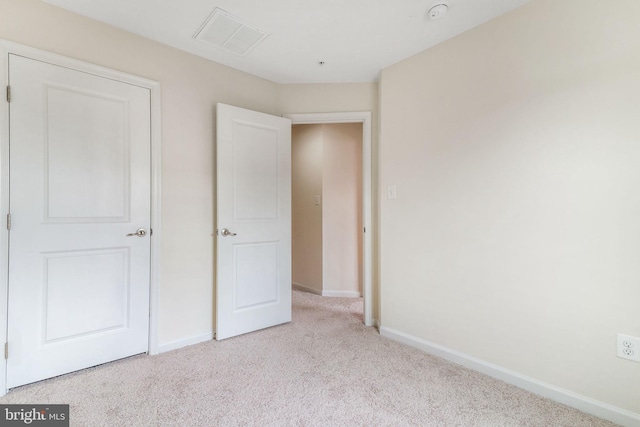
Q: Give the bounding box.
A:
[0,0,279,347]
[322,124,362,295]
[379,0,640,414]
[291,125,323,293]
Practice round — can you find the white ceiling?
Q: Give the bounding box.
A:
[42,0,531,84]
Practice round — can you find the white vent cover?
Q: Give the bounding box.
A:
[194,8,269,56]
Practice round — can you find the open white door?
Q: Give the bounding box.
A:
[216,104,291,340]
[6,54,151,388]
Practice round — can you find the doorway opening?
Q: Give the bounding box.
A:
[285,112,373,327]
[291,123,362,297]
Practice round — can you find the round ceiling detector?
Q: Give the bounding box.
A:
[428,3,449,20]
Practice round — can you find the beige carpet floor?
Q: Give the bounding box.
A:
[1,290,617,426]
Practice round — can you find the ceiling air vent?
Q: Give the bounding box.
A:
[194,8,270,56]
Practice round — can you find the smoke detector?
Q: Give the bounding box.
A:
[428,4,449,20]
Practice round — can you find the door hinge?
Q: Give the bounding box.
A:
[4,342,7,360]
[6,213,10,231]
[6,86,10,103]
[364,227,366,233]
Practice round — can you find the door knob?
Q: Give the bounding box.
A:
[220,228,237,237]
[126,228,147,237]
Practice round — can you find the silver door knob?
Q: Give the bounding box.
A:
[220,228,237,237]
[126,228,147,237]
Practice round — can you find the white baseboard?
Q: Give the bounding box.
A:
[379,326,640,427]
[157,332,214,354]
[292,282,361,298]
[322,290,361,298]
[292,282,322,295]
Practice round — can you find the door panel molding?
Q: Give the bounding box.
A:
[0,40,162,395]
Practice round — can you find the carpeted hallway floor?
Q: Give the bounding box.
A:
[0,290,617,426]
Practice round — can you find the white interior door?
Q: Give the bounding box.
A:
[216,103,291,340]
[6,54,151,388]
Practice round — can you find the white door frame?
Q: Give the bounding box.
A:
[284,112,373,327]
[0,40,162,395]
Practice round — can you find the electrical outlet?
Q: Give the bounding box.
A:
[617,334,640,362]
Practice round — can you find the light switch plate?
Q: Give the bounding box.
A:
[387,185,397,199]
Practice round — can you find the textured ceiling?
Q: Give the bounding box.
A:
[42,0,531,83]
